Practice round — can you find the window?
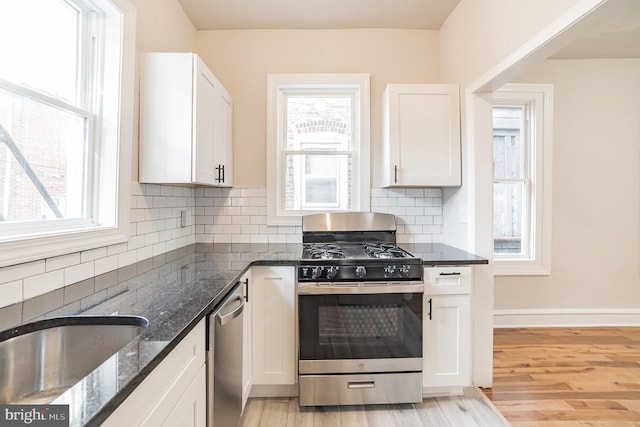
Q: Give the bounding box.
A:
[493,84,553,275]
[0,0,135,266]
[267,74,370,225]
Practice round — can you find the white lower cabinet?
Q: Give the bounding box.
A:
[103,319,206,427]
[250,266,296,389]
[162,365,207,427]
[423,267,472,391]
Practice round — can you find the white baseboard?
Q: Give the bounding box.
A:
[250,384,298,398]
[494,308,640,328]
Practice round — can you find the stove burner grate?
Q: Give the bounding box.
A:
[306,244,345,260]
[363,243,409,259]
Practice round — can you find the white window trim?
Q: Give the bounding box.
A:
[0,0,135,268]
[266,74,370,226]
[493,83,553,276]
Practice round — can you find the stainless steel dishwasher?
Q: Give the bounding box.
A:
[207,282,244,427]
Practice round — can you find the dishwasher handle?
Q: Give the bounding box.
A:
[216,295,244,326]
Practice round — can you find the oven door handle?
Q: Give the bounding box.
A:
[347,380,376,389]
[298,282,424,295]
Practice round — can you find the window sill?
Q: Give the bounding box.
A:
[0,226,128,268]
[494,260,550,276]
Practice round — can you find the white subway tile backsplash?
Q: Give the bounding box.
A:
[268,234,287,244]
[81,247,107,263]
[232,216,251,225]
[250,234,269,244]
[240,188,262,198]
[1,280,23,306]
[107,243,128,256]
[95,255,119,276]
[406,189,425,198]
[46,253,80,272]
[127,235,146,251]
[203,188,224,198]
[64,263,94,287]
[194,186,443,246]
[2,182,443,309]
[214,234,232,243]
[0,260,45,285]
[416,215,434,225]
[24,270,64,299]
[231,234,251,243]
[397,198,415,207]
[241,224,260,234]
[160,186,173,197]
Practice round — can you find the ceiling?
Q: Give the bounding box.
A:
[177,0,461,30]
[178,0,640,59]
[551,0,640,59]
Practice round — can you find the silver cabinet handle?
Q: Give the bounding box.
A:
[348,381,375,389]
[216,296,244,326]
[394,165,398,183]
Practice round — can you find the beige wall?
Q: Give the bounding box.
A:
[195,29,439,188]
[440,0,582,87]
[437,0,595,384]
[496,58,640,311]
[130,0,197,180]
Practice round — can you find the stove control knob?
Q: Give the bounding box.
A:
[399,265,411,278]
[326,266,339,279]
[384,265,396,278]
[311,266,324,280]
[355,266,367,279]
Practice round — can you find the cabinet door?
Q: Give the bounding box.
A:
[241,270,252,411]
[103,320,206,426]
[140,52,233,187]
[423,294,471,388]
[139,52,194,183]
[251,266,296,385]
[192,55,217,185]
[383,84,460,187]
[162,364,206,427]
[213,83,233,186]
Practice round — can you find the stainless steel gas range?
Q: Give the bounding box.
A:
[297,212,424,406]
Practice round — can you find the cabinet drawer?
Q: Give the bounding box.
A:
[299,373,422,406]
[424,267,471,295]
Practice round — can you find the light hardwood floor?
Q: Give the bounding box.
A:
[483,327,640,426]
[240,387,509,426]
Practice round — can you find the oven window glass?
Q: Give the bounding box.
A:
[299,293,422,360]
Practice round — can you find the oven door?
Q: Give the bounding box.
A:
[298,290,423,374]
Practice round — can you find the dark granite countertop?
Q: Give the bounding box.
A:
[402,243,489,266]
[1,242,485,426]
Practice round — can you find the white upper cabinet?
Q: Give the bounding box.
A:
[140,52,233,186]
[382,84,461,187]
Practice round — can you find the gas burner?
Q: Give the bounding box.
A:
[363,243,409,259]
[305,244,345,260]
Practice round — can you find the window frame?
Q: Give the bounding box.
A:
[492,83,553,276]
[0,0,135,267]
[266,74,370,226]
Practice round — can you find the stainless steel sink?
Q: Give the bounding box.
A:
[0,315,148,404]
